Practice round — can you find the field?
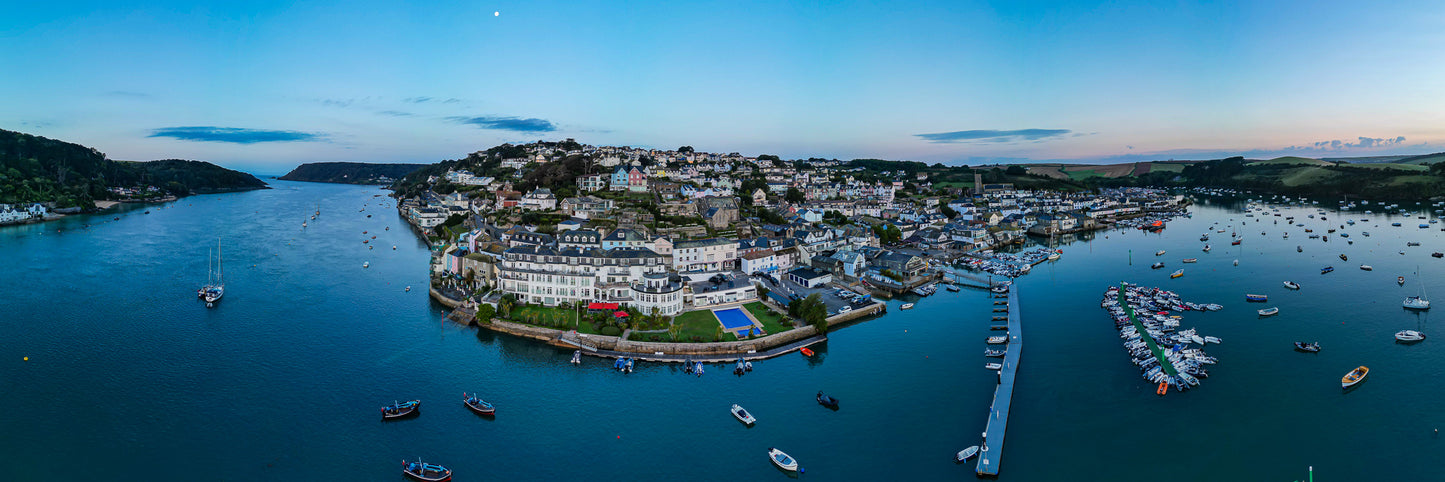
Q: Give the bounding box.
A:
[1338,163,1429,172]
[1247,156,1332,167]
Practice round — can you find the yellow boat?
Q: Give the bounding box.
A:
[1342,366,1369,388]
[1170,269,1184,279]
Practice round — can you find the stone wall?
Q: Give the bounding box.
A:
[612,324,819,356]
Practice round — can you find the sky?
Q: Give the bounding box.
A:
[3,0,1444,173]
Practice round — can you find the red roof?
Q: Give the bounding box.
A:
[588,302,620,310]
[613,311,629,318]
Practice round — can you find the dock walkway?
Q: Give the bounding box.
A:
[578,335,827,363]
[976,287,1021,476]
[1117,284,1177,377]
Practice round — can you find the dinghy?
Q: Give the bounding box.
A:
[767,448,801,473]
[954,446,980,463]
[731,404,756,425]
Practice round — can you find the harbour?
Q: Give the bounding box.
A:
[2,182,1444,480]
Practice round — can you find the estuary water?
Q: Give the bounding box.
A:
[1,181,1442,481]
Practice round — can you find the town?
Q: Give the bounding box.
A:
[394,140,1189,357]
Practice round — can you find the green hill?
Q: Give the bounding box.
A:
[0,128,267,209]
[1247,156,1331,166]
[280,162,426,185]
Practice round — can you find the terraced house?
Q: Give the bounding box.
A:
[497,246,675,311]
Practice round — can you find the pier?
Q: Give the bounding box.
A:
[976,286,1021,477]
[1117,283,1177,377]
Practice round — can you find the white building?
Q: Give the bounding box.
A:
[672,238,739,272]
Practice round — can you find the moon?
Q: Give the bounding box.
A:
[494,11,500,16]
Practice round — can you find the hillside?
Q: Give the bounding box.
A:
[0,128,267,209]
[279,162,426,185]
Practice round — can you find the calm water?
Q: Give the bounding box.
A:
[2,182,1442,481]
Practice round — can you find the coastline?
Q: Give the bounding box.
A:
[429,284,883,359]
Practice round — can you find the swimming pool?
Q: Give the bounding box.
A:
[713,308,754,332]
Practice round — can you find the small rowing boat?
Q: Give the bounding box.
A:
[1342,366,1369,389]
[463,393,495,415]
[381,400,420,420]
[800,347,815,357]
[402,459,451,482]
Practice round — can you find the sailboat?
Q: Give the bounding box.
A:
[1404,266,1430,310]
[203,239,224,307]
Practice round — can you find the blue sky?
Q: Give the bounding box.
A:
[3,0,1443,173]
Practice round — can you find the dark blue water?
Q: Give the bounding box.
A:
[1,183,1441,481]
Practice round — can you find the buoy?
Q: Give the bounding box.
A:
[23,357,28,361]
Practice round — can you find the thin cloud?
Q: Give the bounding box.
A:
[405,96,461,104]
[447,115,557,133]
[404,96,433,103]
[915,128,1073,144]
[378,110,414,117]
[1302,135,1406,150]
[148,126,325,144]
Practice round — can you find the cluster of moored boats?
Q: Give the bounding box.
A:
[959,247,1060,278]
[1101,284,1221,394]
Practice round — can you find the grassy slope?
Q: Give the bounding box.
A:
[1248,156,1331,166]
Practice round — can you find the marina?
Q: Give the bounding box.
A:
[5,182,1445,480]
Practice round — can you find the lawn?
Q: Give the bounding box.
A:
[673,309,737,342]
[1064,169,1101,180]
[508,305,601,334]
[743,301,795,335]
[1340,163,1429,172]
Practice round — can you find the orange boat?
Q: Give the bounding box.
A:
[800,347,815,357]
[1342,366,1369,388]
[1157,382,1168,396]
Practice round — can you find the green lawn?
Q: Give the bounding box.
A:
[508,305,601,334]
[673,309,736,342]
[1340,163,1429,171]
[1064,170,1101,180]
[743,301,795,335]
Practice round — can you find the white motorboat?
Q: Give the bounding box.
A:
[1283,281,1300,290]
[767,448,800,472]
[1360,265,1372,271]
[986,335,1008,344]
[954,446,980,463]
[900,303,914,310]
[984,363,1002,370]
[1395,330,1426,342]
[1155,250,1166,256]
[570,350,582,364]
[731,404,756,425]
[1258,307,1280,317]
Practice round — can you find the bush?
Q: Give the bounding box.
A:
[599,326,622,336]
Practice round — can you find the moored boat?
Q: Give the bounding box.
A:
[731,404,756,425]
[767,447,801,473]
[900,303,914,310]
[570,350,582,364]
[1395,330,1426,342]
[816,391,839,408]
[1294,341,1320,353]
[984,362,1002,370]
[1155,250,1166,256]
[1360,265,1372,271]
[463,393,495,415]
[1342,366,1369,388]
[1170,269,1184,279]
[800,347,815,357]
[1245,294,1268,302]
[1151,262,1165,269]
[954,445,980,463]
[402,459,452,482]
[1283,281,1300,290]
[1399,276,1406,285]
[1257,307,1279,316]
[984,348,1006,358]
[1182,258,1198,263]
[382,400,421,419]
[986,335,1008,344]
[1320,266,1334,274]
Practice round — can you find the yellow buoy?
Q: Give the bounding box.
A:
[23,357,28,361]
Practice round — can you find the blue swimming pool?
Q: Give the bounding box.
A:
[713,308,753,331]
